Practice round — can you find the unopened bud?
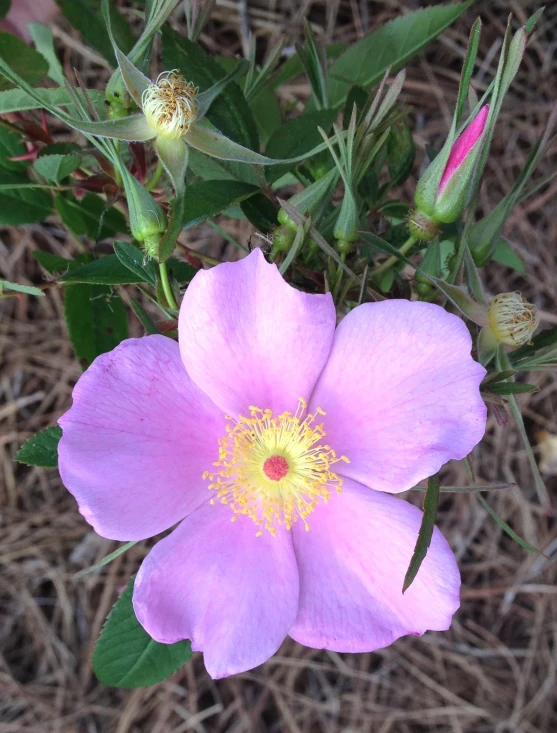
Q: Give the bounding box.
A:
[415,105,489,225]
[272,225,296,254]
[142,71,198,140]
[121,169,167,253]
[488,292,539,346]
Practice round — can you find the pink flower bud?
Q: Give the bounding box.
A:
[414,104,491,226]
[438,105,490,194]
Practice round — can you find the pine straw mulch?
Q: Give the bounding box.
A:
[1,1,557,731]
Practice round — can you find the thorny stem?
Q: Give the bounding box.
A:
[496,346,551,514]
[159,261,178,310]
[372,235,417,278]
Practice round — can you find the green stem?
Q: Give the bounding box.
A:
[159,261,178,310]
[145,160,163,192]
[332,252,346,301]
[372,235,417,278]
[496,346,551,513]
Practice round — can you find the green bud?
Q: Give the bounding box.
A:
[121,168,167,247]
[272,225,296,254]
[279,167,339,232]
[333,187,358,250]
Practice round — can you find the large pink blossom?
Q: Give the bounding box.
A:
[58,248,487,679]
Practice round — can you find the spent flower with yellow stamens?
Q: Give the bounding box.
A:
[488,292,539,346]
[142,71,199,140]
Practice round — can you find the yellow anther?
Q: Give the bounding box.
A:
[205,398,349,536]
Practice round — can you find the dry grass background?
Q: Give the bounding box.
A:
[1,0,557,731]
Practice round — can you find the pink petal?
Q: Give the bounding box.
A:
[179,248,336,417]
[438,105,489,194]
[58,336,226,541]
[310,300,486,493]
[133,502,298,679]
[290,478,460,651]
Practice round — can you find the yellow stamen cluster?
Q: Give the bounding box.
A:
[203,399,349,536]
[488,291,539,346]
[142,70,198,140]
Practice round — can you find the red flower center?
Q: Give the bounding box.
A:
[263,455,289,481]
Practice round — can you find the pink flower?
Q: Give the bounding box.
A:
[58,249,487,679]
[438,104,490,194]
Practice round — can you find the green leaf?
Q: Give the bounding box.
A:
[0,86,104,114]
[33,250,75,275]
[183,180,260,229]
[28,23,65,86]
[33,153,81,184]
[0,279,44,297]
[61,254,151,285]
[55,193,127,241]
[54,0,135,65]
[130,296,159,335]
[403,473,440,593]
[14,426,62,468]
[162,27,259,150]
[0,31,48,91]
[264,109,338,183]
[240,192,278,234]
[0,1,10,21]
[114,241,157,287]
[477,493,547,558]
[92,576,192,688]
[327,2,473,106]
[0,171,52,224]
[492,238,525,273]
[511,327,557,364]
[486,382,538,396]
[64,284,128,369]
[0,125,26,171]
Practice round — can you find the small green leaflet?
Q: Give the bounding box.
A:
[15,426,62,468]
[0,279,44,297]
[182,180,260,229]
[54,0,135,65]
[33,153,82,184]
[403,473,440,593]
[64,283,129,369]
[0,30,48,91]
[114,241,158,287]
[93,576,192,688]
[327,2,473,106]
[61,254,151,285]
[130,296,159,335]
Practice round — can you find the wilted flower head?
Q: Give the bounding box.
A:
[488,291,539,346]
[58,249,486,679]
[142,71,198,140]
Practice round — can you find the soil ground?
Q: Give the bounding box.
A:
[1,1,556,731]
